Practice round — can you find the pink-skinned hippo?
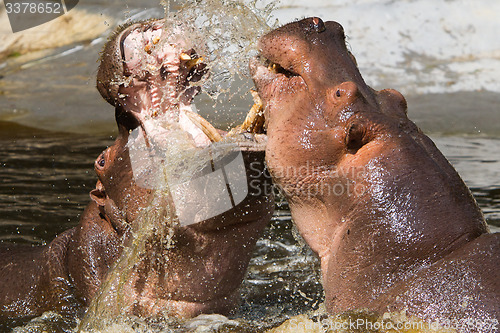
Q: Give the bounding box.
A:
[250,17,499,332]
[0,19,273,320]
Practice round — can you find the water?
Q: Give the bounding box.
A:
[79,191,179,332]
[0,0,499,331]
[161,0,275,97]
[1,124,499,333]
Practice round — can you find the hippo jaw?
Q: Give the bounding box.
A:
[251,17,488,311]
[95,17,272,233]
[87,128,272,318]
[249,18,385,201]
[97,19,215,149]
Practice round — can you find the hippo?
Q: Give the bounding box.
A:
[0,19,273,320]
[250,17,499,332]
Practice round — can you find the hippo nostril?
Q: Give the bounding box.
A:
[311,17,326,33]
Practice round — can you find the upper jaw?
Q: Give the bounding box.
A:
[250,55,300,80]
[118,22,268,152]
[249,54,306,103]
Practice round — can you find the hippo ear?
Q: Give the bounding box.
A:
[378,89,408,118]
[345,121,367,153]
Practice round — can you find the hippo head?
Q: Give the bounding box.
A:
[89,134,148,237]
[93,18,271,233]
[97,19,210,145]
[71,19,274,318]
[250,18,406,196]
[250,17,487,304]
[93,19,232,232]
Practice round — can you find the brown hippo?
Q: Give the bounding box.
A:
[250,17,499,332]
[0,19,273,320]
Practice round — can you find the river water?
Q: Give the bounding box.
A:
[0,0,499,332]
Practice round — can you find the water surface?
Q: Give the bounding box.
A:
[0,0,499,331]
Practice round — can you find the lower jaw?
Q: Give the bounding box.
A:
[177,91,267,149]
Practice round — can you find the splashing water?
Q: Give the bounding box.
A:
[161,0,277,98]
[115,0,278,227]
[78,191,178,332]
[78,1,276,331]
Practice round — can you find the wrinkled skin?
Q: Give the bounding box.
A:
[0,19,273,319]
[251,17,499,331]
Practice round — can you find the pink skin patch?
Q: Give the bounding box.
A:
[120,23,211,148]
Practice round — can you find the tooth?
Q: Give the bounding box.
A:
[183,110,223,142]
[144,43,152,54]
[242,90,264,132]
[229,90,265,135]
[180,52,192,61]
[152,36,160,45]
[185,56,204,71]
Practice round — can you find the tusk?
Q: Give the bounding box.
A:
[240,90,264,133]
[227,90,265,136]
[183,110,223,142]
[180,52,204,70]
[180,52,192,61]
[185,57,204,71]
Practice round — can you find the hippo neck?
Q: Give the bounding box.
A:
[111,219,265,316]
[316,151,488,312]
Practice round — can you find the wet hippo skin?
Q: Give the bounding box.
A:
[0,19,273,320]
[251,17,499,332]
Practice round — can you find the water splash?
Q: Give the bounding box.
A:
[161,0,277,99]
[78,1,275,331]
[78,191,178,332]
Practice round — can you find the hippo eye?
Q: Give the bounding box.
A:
[96,152,106,170]
[336,90,341,97]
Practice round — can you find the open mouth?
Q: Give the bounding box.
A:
[187,88,266,144]
[131,49,267,148]
[263,58,298,78]
[120,22,267,149]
